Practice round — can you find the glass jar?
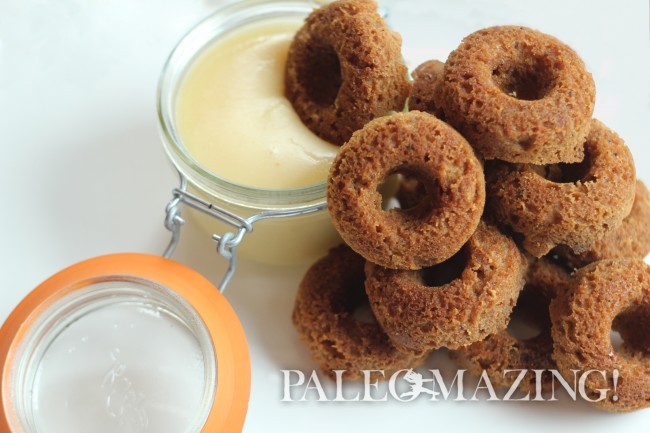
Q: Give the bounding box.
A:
[0,254,250,433]
[158,0,341,267]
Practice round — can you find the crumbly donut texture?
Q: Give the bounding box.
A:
[550,260,650,412]
[525,255,573,299]
[289,11,647,413]
[292,245,426,380]
[328,111,485,269]
[285,0,410,145]
[408,60,446,119]
[364,222,526,352]
[451,256,571,394]
[486,119,636,257]
[555,180,650,268]
[441,26,595,164]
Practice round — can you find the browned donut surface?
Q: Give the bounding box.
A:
[441,26,595,164]
[555,180,650,268]
[327,111,485,270]
[292,245,426,380]
[451,256,571,394]
[364,222,526,352]
[524,255,573,298]
[285,0,410,145]
[486,119,636,258]
[550,259,650,412]
[408,60,446,119]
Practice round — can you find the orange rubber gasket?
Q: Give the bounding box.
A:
[0,253,250,433]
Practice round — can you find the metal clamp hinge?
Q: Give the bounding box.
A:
[162,173,327,293]
[162,176,251,292]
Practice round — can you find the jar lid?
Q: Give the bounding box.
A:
[0,253,250,433]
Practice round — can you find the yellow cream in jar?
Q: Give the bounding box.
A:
[175,19,339,189]
[165,13,342,266]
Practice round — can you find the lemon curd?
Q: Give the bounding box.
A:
[175,19,339,190]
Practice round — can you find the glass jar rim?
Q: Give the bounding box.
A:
[0,253,251,433]
[157,0,331,211]
[11,277,217,433]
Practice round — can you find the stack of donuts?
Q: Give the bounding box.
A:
[288,0,650,412]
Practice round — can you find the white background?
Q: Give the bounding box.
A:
[0,0,648,432]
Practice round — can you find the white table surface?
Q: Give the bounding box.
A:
[1,0,648,432]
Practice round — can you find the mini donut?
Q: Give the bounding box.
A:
[486,119,636,258]
[450,257,571,394]
[408,60,446,119]
[285,0,410,145]
[550,260,650,412]
[554,180,650,268]
[327,111,485,270]
[440,26,595,164]
[292,245,426,380]
[364,222,526,353]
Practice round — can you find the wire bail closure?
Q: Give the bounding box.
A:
[162,172,327,292]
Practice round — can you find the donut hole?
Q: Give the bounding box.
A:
[377,169,437,212]
[341,278,378,325]
[612,305,650,354]
[396,174,428,210]
[610,330,624,352]
[534,149,593,184]
[351,301,378,325]
[491,55,555,101]
[420,246,468,287]
[377,172,405,211]
[297,40,342,106]
[546,251,576,272]
[506,315,542,341]
[506,288,549,341]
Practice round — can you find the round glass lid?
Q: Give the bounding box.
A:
[0,254,250,433]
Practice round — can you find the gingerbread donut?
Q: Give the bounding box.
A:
[451,257,571,394]
[285,0,410,145]
[554,180,650,268]
[364,222,526,352]
[328,111,485,270]
[292,245,426,380]
[408,60,446,119]
[486,119,636,258]
[441,26,595,164]
[550,260,650,412]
